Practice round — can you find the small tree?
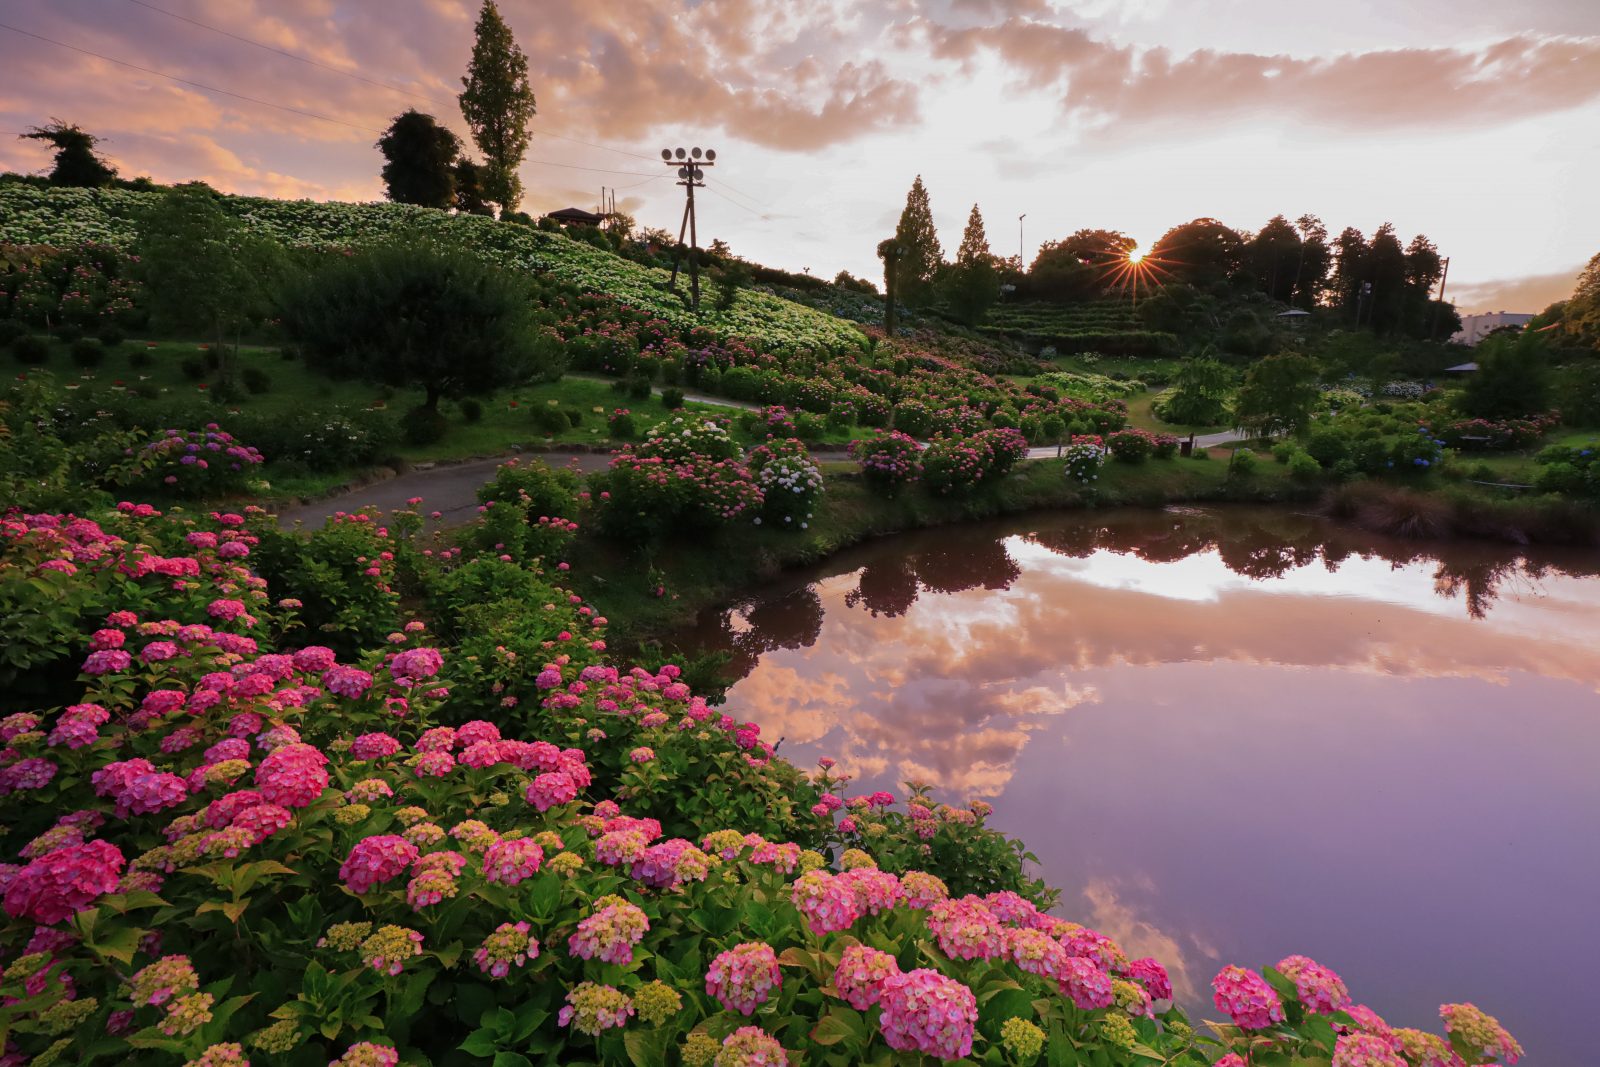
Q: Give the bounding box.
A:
[376,110,462,208]
[1459,332,1552,419]
[458,0,536,215]
[452,160,494,215]
[277,242,556,413]
[21,120,117,187]
[1159,356,1233,426]
[942,204,1000,325]
[1233,352,1320,438]
[137,186,281,372]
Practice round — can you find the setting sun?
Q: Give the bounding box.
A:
[1127,247,1144,263]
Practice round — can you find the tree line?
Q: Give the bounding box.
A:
[876,176,1456,340]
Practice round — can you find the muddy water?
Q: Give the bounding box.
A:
[680,506,1600,1063]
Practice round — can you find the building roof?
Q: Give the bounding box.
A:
[545,206,604,224]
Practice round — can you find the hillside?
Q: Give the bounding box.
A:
[0,183,866,351]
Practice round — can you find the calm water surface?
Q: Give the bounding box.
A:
[681,507,1600,1065]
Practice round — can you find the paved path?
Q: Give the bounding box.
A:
[275,451,612,529]
[565,374,762,412]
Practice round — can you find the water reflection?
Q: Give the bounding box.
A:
[680,507,1600,1062]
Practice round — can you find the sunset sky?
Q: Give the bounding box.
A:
[2,0,1597,312]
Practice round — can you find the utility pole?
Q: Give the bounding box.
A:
[661,146,715,310]
[1018,213,1026,268]
[1428,256,1451,340]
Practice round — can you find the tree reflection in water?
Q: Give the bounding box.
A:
[688,508,1600,686]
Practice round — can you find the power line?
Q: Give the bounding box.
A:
[122,0,671,168]
[122,0,436,105]
[0,22,681,179]
[0,22,384,133]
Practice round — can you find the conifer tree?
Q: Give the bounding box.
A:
[458,1,536,215]
[892,175,943,306]
[943,203,1000,324]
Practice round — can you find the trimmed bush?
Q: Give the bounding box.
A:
[241,366,273,394]
[11,334,50,365]
[401,403,449,445]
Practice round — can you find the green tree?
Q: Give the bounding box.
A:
[1233,352,1320,437]
[136,186,282,369]
[1460,331,1552,419]
[376,110,462,208]
[1292,214,1329,308]
[277,242,555,412]
[1562,252,1600,348]
[892,175,943,306]
[1158,356,1233,426]
[21,120,117,187]
[1246,215,1301,303]
[1364,223,1408,333]
[458,0,536,215]
[1149,218,1244,290]
[1330,226,1368,320]
[453,159,493,215]
[877,238,904,335]
[1023,229,1135,301]
[941,204,1000,325]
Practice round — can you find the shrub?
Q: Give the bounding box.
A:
[747,437,824,529]
[1062,435,1107,484]
[1305,427,1350,468]
[849,430,922,497]
[180,355,206,380]
[1228,447,1257,476]
[606,408,636,439]
[123,424,266,498]
[637,415,740,462]
[11,334,50,364]
[470,457,583,559]
[626,372,653,400]
[532,403,570,436]
[1105,428,1154,463]
[564,408,583,427]
[128,347,153,370]
[96,323,126,348]
[0,320,27,347]
[402,403,449,445]
[53,322,82,344]
[241,366,272,394]
[592,448,763,541]
[459,396,484,422]
[892,398,934,437]
[661,386,685,410]
[1288,451,1322,482]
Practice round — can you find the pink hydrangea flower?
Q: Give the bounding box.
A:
[927,897,1003,961]
[1128,957,1173,1002]
[1440,1003,1522,1064]
[1060,956,1115,1009]
[350,733,402,761]
[482,838,544,885]
[878,968,978,1060]
[706,942,781,1016]
[340,835,419,895]
[525,771,578,812]
[1332,1033,1408,1067]
[1212,965,1285,1030]
[1278,954,1351,1015]
[716,1027,788,1066]
[474,921,539,979]
[254,743,329,808]
[568,901,649,965]
[790,870,861,936]
[3,839,125,924]
[834,944,900,1010]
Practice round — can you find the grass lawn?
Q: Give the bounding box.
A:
[3,335,867,502]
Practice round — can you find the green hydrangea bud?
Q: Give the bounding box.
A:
[1001,1017,1045,1062]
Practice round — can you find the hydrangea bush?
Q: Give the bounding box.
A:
[0,489,1526,1066]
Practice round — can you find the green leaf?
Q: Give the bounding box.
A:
[811,1009,865,1047]
[492,1054,534,1067]
[623,1028,669,1067]
[460,1029,499,1057]
[978,987,1035,1038]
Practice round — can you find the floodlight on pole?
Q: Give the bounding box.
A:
[661,144,716,310]
[1018,214,1026,267]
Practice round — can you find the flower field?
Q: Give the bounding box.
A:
[0,456,1525,1065]
[0,184,864,351]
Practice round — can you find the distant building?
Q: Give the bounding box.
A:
[544,206,604,227]
[1452,311,1534,346]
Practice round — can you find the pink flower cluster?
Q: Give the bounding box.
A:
[568,900,649,965]
[254,743,329,808]
[482,838,544,885]
[1212,965,1286,1030]
[878,967,978,1060]
[340,834,419,895]
[705,942,782,1016]
[3,838,125,923]
[789,870,861,936]
[834,944,900,1010]
[1278,954,1351,1015]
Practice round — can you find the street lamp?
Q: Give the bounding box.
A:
[1018,213,1026,267]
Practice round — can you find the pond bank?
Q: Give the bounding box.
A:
[568,457,1319,647]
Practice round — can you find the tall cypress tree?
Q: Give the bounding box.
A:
[458,1,536,216]
[945,204,1000,325]
[893,176,943,306]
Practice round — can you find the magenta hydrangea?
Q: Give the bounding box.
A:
[1212,965,1285,1030]
[3,839,125,924]
[568,901,649,965]
[927,897,1003,961]
[705,942,782,1016]
[878,967,978,1060]
[716,1026,789,1066]
[525,771,579,812]
[1277,954,1351,1015]
[474,921,539,979]
[482,838,544,885]
[1332,1032,1408,1067]
[253,743,329,808]
[1060,956,1114,1010]
[1128,957,1173,1002]
[339,835,419,895]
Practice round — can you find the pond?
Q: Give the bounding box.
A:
[680,506,1600,1064]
